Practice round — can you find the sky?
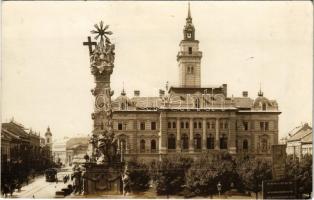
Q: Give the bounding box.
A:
[2,1,313,140]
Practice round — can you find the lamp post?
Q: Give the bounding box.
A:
[217,182,222,198]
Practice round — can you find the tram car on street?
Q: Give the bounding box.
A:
[45,168,58,182]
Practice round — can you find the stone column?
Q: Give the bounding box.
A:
[215,118,220,150]
[189,118,194,152]
[176,118,181,152]
[202,118,207,151]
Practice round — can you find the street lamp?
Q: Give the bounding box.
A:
[217,182,222,198]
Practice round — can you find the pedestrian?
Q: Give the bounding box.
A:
[32,194,35,198]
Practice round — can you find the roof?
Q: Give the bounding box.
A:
[2,122,29,140]
[287,123,312,142]
[233,97,253,108]
[168,86,224,95]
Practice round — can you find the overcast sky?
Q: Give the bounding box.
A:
[2,1,312,140]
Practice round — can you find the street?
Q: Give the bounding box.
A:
[6,168,72,198]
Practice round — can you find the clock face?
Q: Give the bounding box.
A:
[95,95,105,109]
[187,33,192,38]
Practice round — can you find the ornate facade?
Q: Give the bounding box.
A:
[109,5,280,161]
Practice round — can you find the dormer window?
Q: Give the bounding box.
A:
[262,103,267,111]
[188,47,192,54]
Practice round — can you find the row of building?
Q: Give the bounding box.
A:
[1,120,54,184]
[281,123,312,159]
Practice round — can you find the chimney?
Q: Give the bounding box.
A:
[242,91,248,97]
[134,90,140,97]
[222,84,227,97]
[159,89,165,97]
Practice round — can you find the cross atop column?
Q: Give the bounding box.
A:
[83,36,97,55]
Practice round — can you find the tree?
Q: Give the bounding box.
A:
[237,157,272,199]
[185,152,240,197]
[154,155,193,197]
[127,160,151,193]
[286,154,312,197]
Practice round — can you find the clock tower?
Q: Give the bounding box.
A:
[177,3,202,88]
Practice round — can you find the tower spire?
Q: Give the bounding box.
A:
[258,82,264,97]
[187,2,191,19]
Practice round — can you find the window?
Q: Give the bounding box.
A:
[220,122,223,129]
[224,122,228,129]
[186,122,189,129]
[47,138,49,143]
[195,98,200,108]
[260,122,264,131]
[265,122,269,131]
[190,67,194,74]
[140,139,146,152]
[207,122,210,129]
[262,103,267,111]
[212,122,216,129]
[181,134,189,150]
[118,123,123,130]
[151,140,157,152]
[198,122,202,129]
[140,122,145,130]
[194,134,202,150]
[243,140,248,150]
[151,122,156,130]
[194,122,197,129]
[181,122,184,129]
[172,122,176,129]
[168,134,176,150]
[168,122,171,129]
[261,139,268,152]
[121,102,125,110]
[188,47,192,54]
[243,122,249,131]
[207,135,214,149]
[220,135,228,149]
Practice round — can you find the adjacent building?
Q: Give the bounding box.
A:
[98,5,281,161]
[1,120,53,185]
[66,137,90,165]
[286,123,312,158]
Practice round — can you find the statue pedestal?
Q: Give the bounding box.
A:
[83,162,123,195]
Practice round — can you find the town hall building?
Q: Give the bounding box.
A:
[110,5,281,161]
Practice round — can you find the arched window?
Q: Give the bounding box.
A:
[243,139,248,150]
[220,134,228,149]
[121,102,125,110]
[151,140,156,152]
[194,134,202,150]
[261,139,268,152]
[168,134,176,150]
[207,135,214,149]
[181,134,189,150]
[195,98,200,108]
[262,103,267,111]
[140,139,145,153]
[186,122,189,129]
